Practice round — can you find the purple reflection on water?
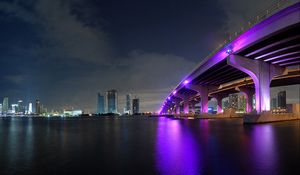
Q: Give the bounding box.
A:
[155,118,201,175]
[251,125,279,174]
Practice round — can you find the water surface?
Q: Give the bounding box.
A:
[0,117,299,175]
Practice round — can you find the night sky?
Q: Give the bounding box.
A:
[0,0,299,113]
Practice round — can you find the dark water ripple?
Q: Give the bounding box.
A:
[0,117,299,175]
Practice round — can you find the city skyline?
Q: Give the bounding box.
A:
[0,0,299,113]
[0,89,145,114]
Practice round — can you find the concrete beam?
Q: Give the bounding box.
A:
[228,55,285,113]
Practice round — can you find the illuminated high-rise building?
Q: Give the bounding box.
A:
[238,95,246,112]
[11,104,18,114]
[18,100,24,114]
[0,104,2,114]
[28,103,33,114]
[132,98,140,114]
[229,94,238,109]
[35,99,41,115]
[277,91,286,108]
[106,89,118,113]
[97,93,105,114]
[2,97,9,114]
[125,94,131,114]
[222,98,229,109]
[271,98,277,109]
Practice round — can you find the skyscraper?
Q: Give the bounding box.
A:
[229,94,238,109]
[277,91,286,108]
[222,98,229,109]
[0,104,2,114]
[237,95,246,112]
[271,98,277,109]
[132,98,140,114]
[35,99,41,115]
[28,103,33,114]
[11,104,18,114]
[125,94,131,114]
[2,97,9,114]
[97,93,105,114]
[106,90,118,113]
[18,100,24,114]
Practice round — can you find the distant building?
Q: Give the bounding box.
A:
[35,99,41,115]
[2,97,9,114]
[238,95,246,112]
[124,94,131,114]
[222,98,229,109]
[229,94,238,109]
[271,98,277,109]
[277,91,286,108]
[106,89,118,113]
[18,100,24,114]
[28,103,33,114]
[0,104,2,114]
[11,104,18,114]
[63,109,82,117]
[208,100,217,111]
[97,93,105,114]
[132,98,140,114]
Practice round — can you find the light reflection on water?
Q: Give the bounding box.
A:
[0,117,299,175]
[250,124,279,174]
[156,118,201,175]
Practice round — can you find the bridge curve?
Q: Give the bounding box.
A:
[160,2,300,115]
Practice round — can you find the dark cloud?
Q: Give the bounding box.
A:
[217,0,299,36]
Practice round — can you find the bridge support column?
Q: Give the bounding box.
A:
[173,106,177,115]
[212,94,227,113]
[199,87,209,113]
[174,93,192,114]
[176,105,180,114]
[185,85,217,114]
[228,55,285,113]
[190,102,196,114]
[236,87,255,113]
[183,100,189,114]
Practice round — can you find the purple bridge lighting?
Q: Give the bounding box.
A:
[159,2,300,115]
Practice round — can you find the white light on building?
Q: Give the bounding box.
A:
[11,104,18,114]
[28,103,33,114]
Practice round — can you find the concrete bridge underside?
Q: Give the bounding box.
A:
[160,2,300,116]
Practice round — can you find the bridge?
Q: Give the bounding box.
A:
[159,2,300,119]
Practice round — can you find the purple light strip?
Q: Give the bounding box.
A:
[264,51,300,62]
[255,44,300,60]
[279,60,300,66]
[247,35,300,58]
[272,56,300,64]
